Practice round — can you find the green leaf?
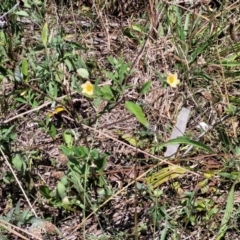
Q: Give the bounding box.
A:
[217,172,238,180]
[220,61,240,67]
[131,24,143,33]
[57,181,66,200]
[155,136,213,153]
[184,12,190,38]
[229,96,240,105]
[100,85,114,100]
[48,124,57,139]
[140,81,151,94]
[12,154,26,175]
[77,68,89,79]
[59,146,73,156]
[39,186,51,199]
[21,58,28,81]
[42,22,48,48]
[125,101,149,127]
[216,182,236,239]
[63,130,74,148]
[15,11,29,17]
[235,146,240,156]
[60,175,68,186]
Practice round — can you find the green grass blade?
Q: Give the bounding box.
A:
[125,101,149,128]
[21,58,28,82]
[42,22,48,48]
[156,136,214,153]
[216,182,236,240]
[184,13,190,38]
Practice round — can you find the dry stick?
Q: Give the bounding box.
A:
[68,123,200,234]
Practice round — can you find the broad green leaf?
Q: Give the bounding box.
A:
[16,97,27,104]
[100,85,114,100]
[48,124,56,139]
[21,58,28,81]
[216,182,236,239]
[15,11,29,17]
[57,181,66,199]
[140,81,151,94]
[60,175,68,186]
[12,154,26,175]
[131,24,143,33]
[59,146,74,156]
[63,130,74,148]
[77,68,89,79]
[42,22,48,48]
[235,146,240,155]
[64,58,74,71]
[125,101,149,127]
[155,136,213,153]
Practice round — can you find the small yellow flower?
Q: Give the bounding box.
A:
[81,81,94,95]
[167,73,180,88]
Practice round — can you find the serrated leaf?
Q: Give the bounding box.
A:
[125,101,149,127]
[77,68,89,79]
[42,22,48,47]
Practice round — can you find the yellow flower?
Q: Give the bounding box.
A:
[81,81,94,95]
[167,73,180,88]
